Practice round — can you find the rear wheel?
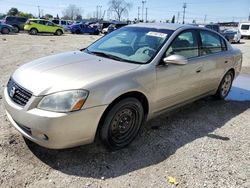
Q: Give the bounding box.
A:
[55,29,63,36]
[100,98,144,150]
[75,29,81,34]
[29,28,38,35]
[13,25,19,33]
[214,71,233,99]
[1,27,9,34]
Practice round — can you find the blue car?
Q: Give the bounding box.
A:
[0,22,14,34]
[69,22,100,35]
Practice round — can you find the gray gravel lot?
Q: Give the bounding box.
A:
[0,33,250,188]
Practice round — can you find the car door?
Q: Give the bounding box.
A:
[44,21,56,33]
[197,29,230,93]
[155,30,204,112]
[37,20,47,32]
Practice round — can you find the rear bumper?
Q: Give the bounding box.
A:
[4,88,107,149]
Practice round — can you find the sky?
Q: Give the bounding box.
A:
[0,0,249,23]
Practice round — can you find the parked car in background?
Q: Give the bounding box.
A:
[24,19,64,35]
[0,22,14,34]
[204,24,220,33]
[3,16,27,33]
[107,22,128,34]
[222,29,241,43]
[4,23,242,150]
[239,22,250,38]
[69,22,99,35]
[51,19,72,31]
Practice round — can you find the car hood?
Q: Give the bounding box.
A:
[12,51,140,96]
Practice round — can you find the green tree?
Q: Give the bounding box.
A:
[7,7,19,16]
[44,14,53,19]
[17,11,34,18]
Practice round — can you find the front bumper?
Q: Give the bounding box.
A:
[4,88,107,149]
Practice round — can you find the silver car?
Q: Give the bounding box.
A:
[4,23,242,150]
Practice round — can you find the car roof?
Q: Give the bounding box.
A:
[126,23,189,31]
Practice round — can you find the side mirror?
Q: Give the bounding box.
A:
[163,54,188,65]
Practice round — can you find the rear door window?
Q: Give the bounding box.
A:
[241,25,250,30]
[200,30,224,55]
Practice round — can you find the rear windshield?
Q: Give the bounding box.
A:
[241,25,250,30]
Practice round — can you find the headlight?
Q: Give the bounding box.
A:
[37,90,88,112]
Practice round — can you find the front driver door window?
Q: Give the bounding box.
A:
[166,31,199,59]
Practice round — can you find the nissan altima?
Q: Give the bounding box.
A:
[4,23,242,150]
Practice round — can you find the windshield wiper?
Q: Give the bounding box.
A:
[85,49,127,62]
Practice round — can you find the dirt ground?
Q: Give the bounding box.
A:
[0,33,250,188]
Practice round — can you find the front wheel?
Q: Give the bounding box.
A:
[1,27,10,34]
[100,98,144,150]
[214,71,233,99]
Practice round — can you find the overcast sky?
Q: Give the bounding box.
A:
[0,0,249,23]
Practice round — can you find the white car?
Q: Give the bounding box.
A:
[51,19,72,32]
[239,22,250,38]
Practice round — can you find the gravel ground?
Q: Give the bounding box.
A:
[0,33,250,188]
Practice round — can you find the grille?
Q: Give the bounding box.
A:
[7,78,32,106]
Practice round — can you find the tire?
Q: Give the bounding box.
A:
[55,29,63,36]
[29,28,38,35]
[100,98,144,150]
[75,29,81,34]
[214,71,234,100]
[13,25,19,33]
[1,27,9,34]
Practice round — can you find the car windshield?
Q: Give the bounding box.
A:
[85,26,173,64]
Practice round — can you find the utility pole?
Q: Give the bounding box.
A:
[37,6,40,18]
[182,2,187,24]
[177,12,180,23]
[204,14,207,24]
[138,6,140,22]
[145,8,148,23]
[248,13,250,21]
[142,1,146,22]
[99,6,102,19]
[96,6,99,20]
